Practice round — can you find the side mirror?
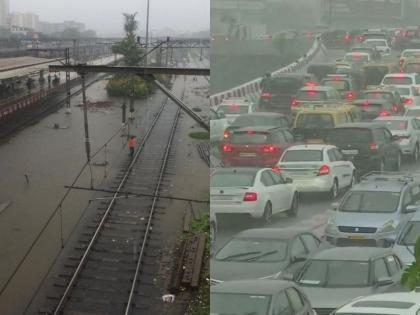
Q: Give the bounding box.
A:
[282,272,294,281]
[376,276,393,287]
[331,202,339,211]
[285,177,293,184]
[403,205,418,213]
[391,135,400,141]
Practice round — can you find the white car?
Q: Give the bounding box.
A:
[400,49,420,66]
[215,98,257,124]
[210,108,229,143]
[390,85,420,108]
[210,167,299,224]
[277,144,356,200]
[363,38,391,55]
[381,73,420,90]
[393,210,420,266]
[334,291,420,315]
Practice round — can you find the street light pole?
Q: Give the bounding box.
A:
[145,0,150,66]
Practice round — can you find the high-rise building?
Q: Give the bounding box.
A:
[10,12,39,31]
[0,0,10,27]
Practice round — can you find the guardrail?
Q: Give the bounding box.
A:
[209,36,326,107]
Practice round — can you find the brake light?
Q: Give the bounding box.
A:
[379,111,390,117]
[272,166,282,174]
[224,130,231,139]
[362,100,369,108]
[222,144,233,152]
[344,34,352,42]
[404,98,413,105]
[306,81,318,87]
[261,92,272,99]
[291,99,300,107]
[370,142,378,150]
[243,192,258,202]
[318,165,330,176]
[392,104,398,112]
[357,35,364,42]
[262,145,279,153]
[346,91,355,100]
[229,104,240,110]
[247,130,255,135]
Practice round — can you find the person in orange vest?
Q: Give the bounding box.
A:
[128,135,137,157]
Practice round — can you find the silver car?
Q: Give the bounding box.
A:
[393,210,420,266]
[373,116,420,161]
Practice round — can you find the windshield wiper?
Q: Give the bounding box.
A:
[218,251,261,261]
[245,250,279,262]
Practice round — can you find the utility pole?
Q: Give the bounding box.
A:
[65,48,71,114]
[145,0,150,66]
[80,73,91,164]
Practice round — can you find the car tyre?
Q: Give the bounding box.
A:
[287,193,299,217]
[330,179,339,200]
[260,202,272,226]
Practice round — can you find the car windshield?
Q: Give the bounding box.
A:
[374,120,408,130]
[399,221,420,246]
[211,172,256,187]
[362,92,393,100]
[296,90,328,101]
[296,114,334,128]
[230,132,269,144]
[322,80,350,91]
[406,109,420,117]
[211,293,271,315]
[299,260,370,287]
[215,238,288,262]
[340,191,400,213]
[233,116,285,128]
[217,105,249,115]
[328,128,373,143]
[406,63,420,73]
[394,87,410,96]
[382,76,413,85]
[282,150,323,162]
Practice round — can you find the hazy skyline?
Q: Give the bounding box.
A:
[10,0,209,37]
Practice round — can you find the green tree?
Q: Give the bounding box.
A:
[401,236,420,291]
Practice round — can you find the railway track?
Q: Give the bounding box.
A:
[41,90,182,314]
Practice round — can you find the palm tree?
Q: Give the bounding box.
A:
[401,236,420,291]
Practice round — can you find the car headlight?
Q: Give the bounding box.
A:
[325,221,339,235]
[378,220,396,233]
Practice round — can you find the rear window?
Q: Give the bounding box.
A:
[230,132,268,144]
[296,114,334,128]
[282,150,323,162]
[217,105,249,115]
[382,76,413,85]
[344,54,369,63]
[296,90,328,101]
[328,128,373,143]
[406,63,420,73]
[374,120,407,130]
[403,51,420,58]
[263,78,301,94]
[394,87,410,96]
[362,92,393,100]
[233,116,286,128]
[340,191,400,213]
[210,172,256,187]
[322,80,350,91]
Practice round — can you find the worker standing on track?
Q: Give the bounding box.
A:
[128,135,137,158]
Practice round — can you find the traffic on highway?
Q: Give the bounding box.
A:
[210,26,420,315]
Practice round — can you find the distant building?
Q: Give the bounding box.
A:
[63,20,85,32]
[10,12,39,31]
[0,0,9,27]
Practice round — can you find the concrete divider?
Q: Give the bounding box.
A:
[210,36,326,107]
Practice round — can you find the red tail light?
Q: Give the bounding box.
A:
[291,99,300,107]
[223,130,231,139]
[404,98,413,105]
[272,166,282,173]
[318,165,330,176]
[379,111,390,117]
[243,192,258,202]
[222,144,233,152]
[357,35,364,42]
[346,91,355,100]
[392,104,398,112]
[262,145,279,153]
[261,92,272,99]
[370,142,378,150]
[344,34,352,42]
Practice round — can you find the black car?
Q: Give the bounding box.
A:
[307,63,336,81]
[352,99,397,121]
[327,123,402,174]
[259,73,317,116]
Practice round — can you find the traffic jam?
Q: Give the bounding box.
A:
[210,28,420,315]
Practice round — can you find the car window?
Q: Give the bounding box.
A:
[411,185,420,204]
[327,149,336,162]
[337,112,347,124]
[386,255,400,276]
[333,148,345,161]
[271,131,286,144]
[261,171,275,186]
[402,189,413,207]
[290,237,307,258]
[300,234,320,252]
[286,288,305,313]
[374,258,390,279]
[276,291,293,315]
[384,128,393,142]
[373,128,385,143]
[416,74,420,84]
[344,112,352,123]
[270,170,285,185]
[283,130,294,143]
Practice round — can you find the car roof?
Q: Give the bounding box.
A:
[299,86,336,92]
[233,126,283,132]
[335,122,381,129]
[384,73,415,77]
[212,167,263,175]
[211,279,296,295]
[345,52,370,56]
[352,179,406,192]
[311,247,391,261]
[234,228,311,240]
[284,144,334,151]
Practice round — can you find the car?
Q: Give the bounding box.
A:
[390,85,420,108]
[400,49,420,67]
[359,86,404,113]
[341,52,371,70]
[321,74,361,100]
[402,57,420,74]
[287,247,404,315]
[351,46,380,61]
[210,211,218,248]
[221,126,295,167]
[211,280,317,315]
[292,85,342,107]
[363,38,391,55]
[363,63,400,86]
[405,105,420,118]
[324,172,420,247]
[278,144,356,199]
[223,112,290,140]
[306,63,336,81]
[293,105,358,142]
[360,30,389,43]
[352,99,398,121]
[333,291,420,315]
[210,108,229,144]
[210,228,329,283]
[393,210,420,266]
[373,116,420,161]
[210,167,299,224]
[327,123,402,173]
[259,73,318,116]
[215,98,258,124]
[381,73,420,90]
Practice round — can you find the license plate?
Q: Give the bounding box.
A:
[342,149,359,155]
[348,235,365,240]
[240,153,256,157]
[212,195,231,200]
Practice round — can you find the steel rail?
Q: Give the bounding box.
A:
[52,98,168,315]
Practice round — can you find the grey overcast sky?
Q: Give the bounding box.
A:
[10,0,210,37]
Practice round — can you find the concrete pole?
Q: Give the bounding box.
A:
[145,0,150,66]
[81,74,91,162]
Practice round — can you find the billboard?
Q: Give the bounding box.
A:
[321,0,402,19]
